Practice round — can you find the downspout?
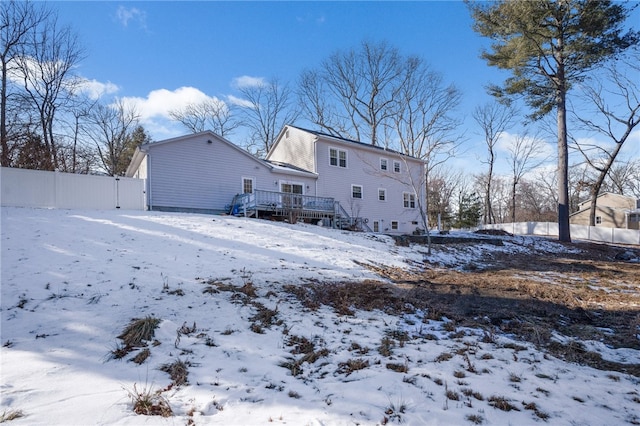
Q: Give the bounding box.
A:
[147,154,152,211]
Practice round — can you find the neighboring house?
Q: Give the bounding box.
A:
[125,131,318,214]
[266,125,426,235]
[570,192,640,230]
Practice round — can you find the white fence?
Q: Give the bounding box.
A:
[482,221,640,245]
[1,167,145,210]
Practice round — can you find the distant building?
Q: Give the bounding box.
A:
[569,192,640,230]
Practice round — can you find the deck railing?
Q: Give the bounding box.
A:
[232,190,335,217]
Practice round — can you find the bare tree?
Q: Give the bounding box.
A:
[237,77,299,157]
[507,132,548,222]
[17,12,84,170]
[86,99,140,176]
[571,50,640,225]
[0,0,49,166]
[169,98,239,137]
[606,159,640,197]
[472,101,516,224]
[299,40,405,147]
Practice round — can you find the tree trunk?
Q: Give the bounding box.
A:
[511,179,517,223]
[1,61,8,167]
[557,86,571,242]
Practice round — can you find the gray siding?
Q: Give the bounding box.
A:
[147,134,268,212]
[146,132,317,213]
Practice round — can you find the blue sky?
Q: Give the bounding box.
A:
[55,1,639,175]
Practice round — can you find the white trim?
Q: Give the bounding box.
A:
[380,157,388,171]
[351,184,363,199]
[403,192,416,209]
[241,176,255,194]
[329,146,348,168]
[378,188,387,202]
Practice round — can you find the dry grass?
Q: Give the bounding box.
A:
[337,358,370,376]
[125,383,172,417]
[0,409,24,423]
[111,316,161,360]
[159,359,190,386]
[330,241,640,376]
[118,316,161,348]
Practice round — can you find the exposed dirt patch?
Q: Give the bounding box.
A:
[290,239,640,376]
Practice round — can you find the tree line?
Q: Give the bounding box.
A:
[3,0,638,243]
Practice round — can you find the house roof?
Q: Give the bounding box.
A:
[125,130,317,179]
[576,192,639,208]
[274,125,424,163]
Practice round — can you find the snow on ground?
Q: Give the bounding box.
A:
[1,207,639,425]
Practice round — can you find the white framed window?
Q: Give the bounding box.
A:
[391,221,399,230]
[351,184,363,199]
[242,177,255,194]
[403,192,416,208]
[380,158,388,171]
[393,161,401,173]
[329,147,347,168]
[373,221,379,232]
[596,216,602,225]
[378,188,386,201]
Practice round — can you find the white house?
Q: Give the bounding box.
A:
[126,127,426,234]
[267,126,426,235]
[126,131,318,214]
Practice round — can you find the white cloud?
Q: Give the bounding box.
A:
[115,5,147,29]
[77,78,119,100]
[232,75,265,89]
[118,87,228,140]
[226,94,253,108]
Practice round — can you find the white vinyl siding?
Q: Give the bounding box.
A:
[147,133,316,212]
[267,126,427,235]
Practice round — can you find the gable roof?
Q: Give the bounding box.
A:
[577,192,638,208]
[271,125,424,163]
[126,130,317,178]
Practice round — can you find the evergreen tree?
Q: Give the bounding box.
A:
[467,0,639,242]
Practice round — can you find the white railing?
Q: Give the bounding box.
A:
[1,167,145,210]
[481,221,640,245]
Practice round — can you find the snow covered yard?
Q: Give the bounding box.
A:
[1,207,639,425]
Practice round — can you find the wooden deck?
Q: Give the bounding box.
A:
[230,190,336,220]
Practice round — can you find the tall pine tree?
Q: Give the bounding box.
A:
[467,0,639,242]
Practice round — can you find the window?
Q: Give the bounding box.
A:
[596,216,602,225]
[391,221,399,230]
[403,192,416,208]
[330,147,347,168]
[380,158,388,171]
[378,188,386,201]
[373,221,379,232]
[393,161,401,173]
[242,177,254,194]
[352,184,363,199]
